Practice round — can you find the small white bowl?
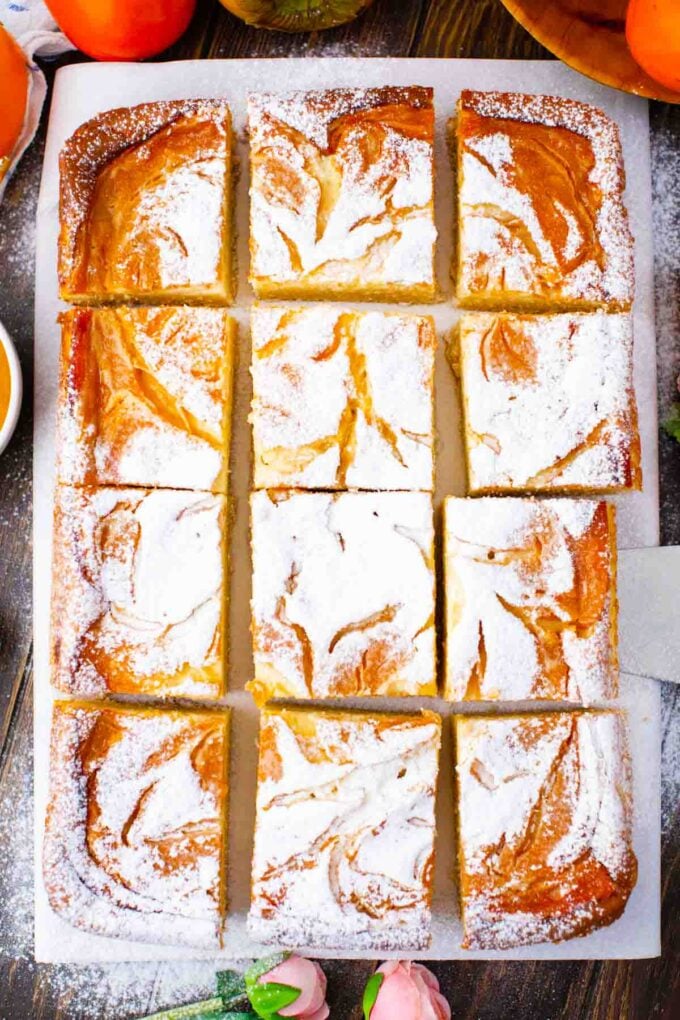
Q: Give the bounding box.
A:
[0,320,23,455]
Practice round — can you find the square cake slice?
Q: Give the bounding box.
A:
[249,491,436,704]
[444,498,618,702]
[248,87,437,302]
[248,707,441,951]
[250,306,435,491]
[59,100,234,304]
[44,701,229,947]
[455,711,637,949]
[51,486,226,699]
[454,311,641,494]
[455,90,634,312]
[57,307,236,493]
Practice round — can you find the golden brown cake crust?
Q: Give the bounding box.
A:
[44,701,229,948]
[455,710,638,949]
[248,86,437,302]
[456,90,634,312]
[254,85,435,125]
[50,486,227,699]
[249,305,435,491]
[456,311,642,494]
[56,306,235,493]
[444,498,618,703]
[248,706,441,951]
[248,490,436,704]
[59,99,232,304]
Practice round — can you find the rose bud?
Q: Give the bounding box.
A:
[364,961,451,1020]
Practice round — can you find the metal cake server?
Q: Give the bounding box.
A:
[619,546,680,685]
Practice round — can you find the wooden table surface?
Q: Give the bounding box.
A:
[0,1,678,1017]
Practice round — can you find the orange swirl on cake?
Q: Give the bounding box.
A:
[44,701,229,947]
[249,305,435,491]
[57,306,235,493]
[455,710,637,949]
[50,486,227,699]
[453,311,641,494]
[455,90,634,312]
[444,497,618,702]
[59,100,233,305]
[248,87,437,302]
[248,491,436,704]
[248,707,441,951]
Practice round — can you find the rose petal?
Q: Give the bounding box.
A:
[431,989,452,1020]
[304,1004,330,1020]
[298,982,326,1018]
[370,963,421,1020]
[412,963,441,992]
[263,956,325,1017]
[376,960,401,980]
[410,970,437,1020]
[311,961,328,998]
[413,964,448,1020]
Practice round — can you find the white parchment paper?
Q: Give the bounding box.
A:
[34,58,661,963]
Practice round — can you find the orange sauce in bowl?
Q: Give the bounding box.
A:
[0,341,11,431]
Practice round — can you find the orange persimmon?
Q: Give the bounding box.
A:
[626,0,680,92]
[0,24,29,180]
[43,0,196,61]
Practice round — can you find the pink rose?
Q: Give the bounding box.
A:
[260,955,329,1020]
[368,961,451,1020]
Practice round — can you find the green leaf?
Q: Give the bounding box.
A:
[216,970,250,1010]
[244,952,290,987]
[663,403,680,443]
[140,998,229,1019]
[185,1013,256,1020]
[142,1009,256,1020]
[362,973,384,1020]
[247,981,300,1019]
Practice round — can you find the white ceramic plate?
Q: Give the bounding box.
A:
[0,319,22,454]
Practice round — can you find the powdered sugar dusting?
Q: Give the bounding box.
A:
[249,491,436,701]
[456,711,636,949]
[0,728,33,962]
[57,307,233,492]
[24,963,223,1019]
[51,487,226,698]
[444,497,616,702]
[458,90,634,309]
[247,88,436,293]
[458,311,640,492]
[248,708,441,950]
[26,59,664,971]
[59,99,231,300]
[250,306,434,491]
[44,703,227,947]
[249,86,426,156]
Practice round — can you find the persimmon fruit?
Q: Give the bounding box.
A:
[626,0,680,92]
[218,0,375,32]
[43,0,196,61]
[0,24,29,179]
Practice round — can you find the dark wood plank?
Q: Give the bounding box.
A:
[416,0,550,59]
[205,0,426,59]
[163,0,224,60]
[650,102,680,547]
[0,0,678,1017]
[0,132,39,756]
